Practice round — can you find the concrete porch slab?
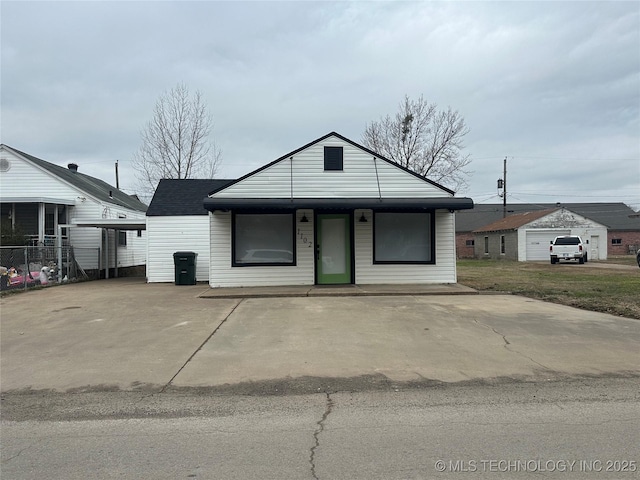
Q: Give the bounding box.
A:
[198,283,477,299]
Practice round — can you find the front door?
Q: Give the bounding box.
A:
[316,214,351,284]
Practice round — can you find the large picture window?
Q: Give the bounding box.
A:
[233,213,295,266]
[374,212,434,264]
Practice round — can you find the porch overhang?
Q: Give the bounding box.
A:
[203,197,474,212]
[0,196,76,205]
[71,218,146,230]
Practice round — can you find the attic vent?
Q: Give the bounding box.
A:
[0,158,10,172]
[68,163,78,172]
[324,146,343,171]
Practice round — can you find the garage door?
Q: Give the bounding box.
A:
[526,231,570,261]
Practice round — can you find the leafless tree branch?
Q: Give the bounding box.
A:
[132,83,221,199]
[362,95,471,192]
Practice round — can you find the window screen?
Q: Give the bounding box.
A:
[234,214,295,265]
[374,212,433,263]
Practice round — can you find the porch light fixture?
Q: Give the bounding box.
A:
[300,213,309,223]
[359,213,368,223]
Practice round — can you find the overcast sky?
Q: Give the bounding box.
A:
[2,1,639,209]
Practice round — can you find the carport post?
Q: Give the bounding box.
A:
[57,224,72,282]
[114,230,118,278]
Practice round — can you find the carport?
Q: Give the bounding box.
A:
[64,218,146,278]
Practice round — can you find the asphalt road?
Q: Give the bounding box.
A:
[2,377,639,480]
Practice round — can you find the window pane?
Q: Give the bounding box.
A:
[321,217,346,274]
[374,213,431,262]
[234,214,294,265]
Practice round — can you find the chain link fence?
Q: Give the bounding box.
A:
[1,246,100,291]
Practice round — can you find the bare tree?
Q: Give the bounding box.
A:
[132,83,221,199]
[362,95,471,192]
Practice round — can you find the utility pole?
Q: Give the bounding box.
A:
[115,160,120,190]
[497,157,507,218]
[502,156,507,218]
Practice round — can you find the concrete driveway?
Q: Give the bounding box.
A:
[1,278,639,393]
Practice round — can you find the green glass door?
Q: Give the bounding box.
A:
[316,214,351,284]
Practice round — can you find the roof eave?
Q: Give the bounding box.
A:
[203,197,474,212]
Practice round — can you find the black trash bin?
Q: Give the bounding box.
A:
[173,251,198,285]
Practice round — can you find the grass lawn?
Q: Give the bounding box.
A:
[457,259,640,320]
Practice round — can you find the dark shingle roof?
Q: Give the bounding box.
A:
[146,179,235,216]
[473,209,558,233]
[3,145,148,212]
[457,203,640,232]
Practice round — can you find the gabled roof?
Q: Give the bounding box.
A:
[209,131,457,196]
[1,144,148,212]
[147,179,235,216]
[473,209,558,233]
[457,203,639,232]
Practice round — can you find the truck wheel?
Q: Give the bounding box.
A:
[550,258,557,264]
[579,256,585,264]
[584,253,588,263]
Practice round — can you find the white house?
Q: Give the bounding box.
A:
[203,132,473,287]
[146,179,233,282]
[0,144,147,277]
[473,207,608,261]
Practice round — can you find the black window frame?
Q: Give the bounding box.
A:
[232,210,296,267]
[372,211,436,265]
[465,239,475,247]
[324,146,343,171]
[500,235,506,254]
[611,238,622,245]
[118,230,127,247]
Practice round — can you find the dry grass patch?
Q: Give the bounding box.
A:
[457,259,640,320]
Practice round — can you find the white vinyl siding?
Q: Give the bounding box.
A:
[206,135,462,287]
[211,137,451,200]
[355,210,457,284]
[146,216,210,282]
[0,150,79,202]
[209,211,315,287]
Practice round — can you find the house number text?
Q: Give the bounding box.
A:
[297,228,313,247]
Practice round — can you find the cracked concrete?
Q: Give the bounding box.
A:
[472,317,554,372]
[160,299,244,392]
[2,278,639,393]
[309,392,334,480]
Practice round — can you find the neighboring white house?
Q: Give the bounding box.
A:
[203,132,474,287]
[0,144,147,276]
[473,207,608,261]
[145,179,233,282]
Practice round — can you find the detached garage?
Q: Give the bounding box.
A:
[474,208,607,261]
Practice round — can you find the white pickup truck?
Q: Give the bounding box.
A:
[550,235,588,264]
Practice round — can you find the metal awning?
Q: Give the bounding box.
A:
[203,197,474,212]
[72,218,146,230]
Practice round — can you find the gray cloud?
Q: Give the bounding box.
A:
[1,1,638,208]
